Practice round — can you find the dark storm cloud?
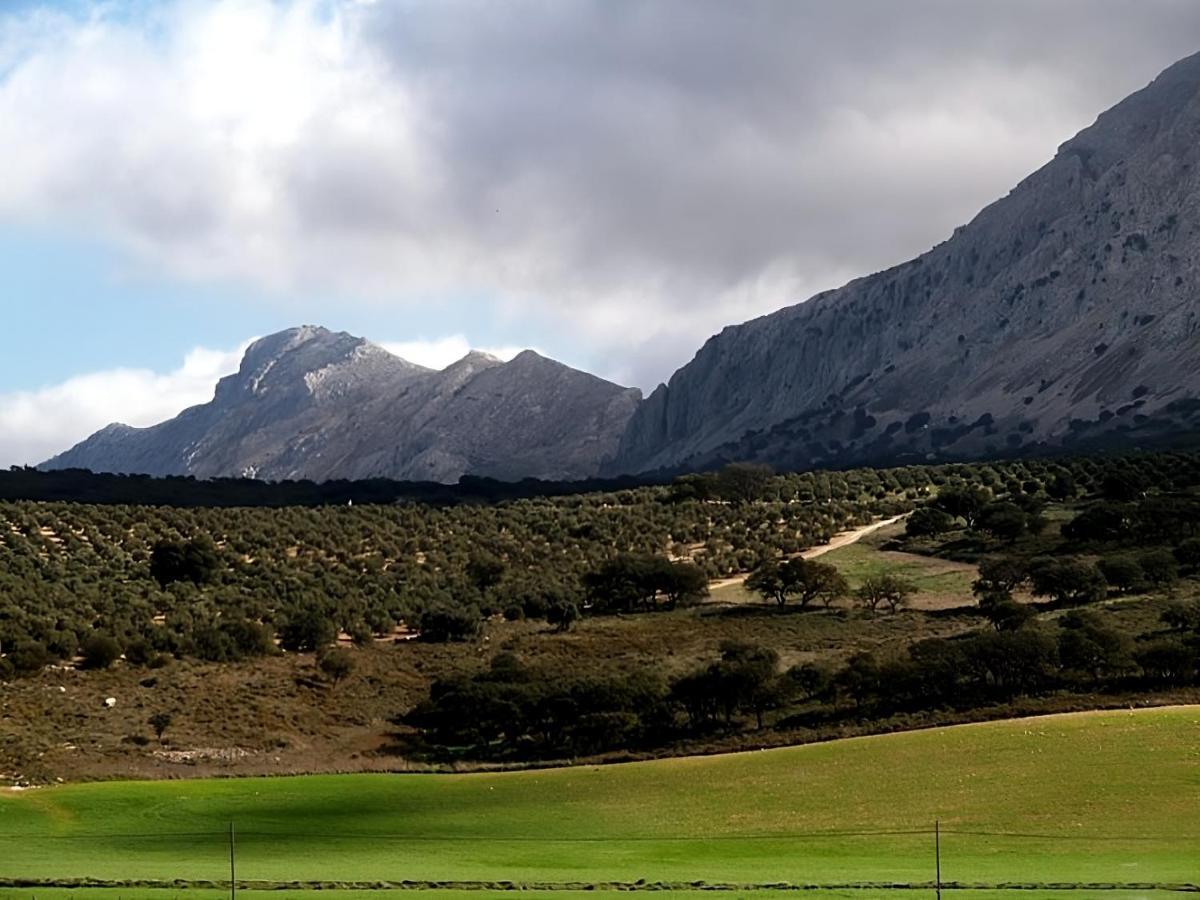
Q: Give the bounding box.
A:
[347,0,1200,384]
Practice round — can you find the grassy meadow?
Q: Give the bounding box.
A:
[0,707,1197,889]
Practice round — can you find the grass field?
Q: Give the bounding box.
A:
[819,531,978,610]
[0,892,1191,900]
[1,893,1194,900]
[0,707,1197,890]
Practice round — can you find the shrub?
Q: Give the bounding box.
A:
[905,506,955,538]
[1138,549,1178,587]
[80,633,122,670]
[317,647,355,683]
[417,604,482,643]
[1029,558,1107,605]
[9,640,52,674]
[1098,555,1144,594]
[278,606,337,653]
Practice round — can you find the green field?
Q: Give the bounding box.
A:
[0,707,1198,890]
[817,540,977,607]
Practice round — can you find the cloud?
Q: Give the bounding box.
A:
[2,1,1200,387]
[380,336,526,370]
[0,341,251,467]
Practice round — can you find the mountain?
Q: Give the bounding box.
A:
[44,326,642,483]
[611,51,1200,475]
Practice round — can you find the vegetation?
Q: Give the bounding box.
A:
[5,450,1200,770]
[0,708,1195,888]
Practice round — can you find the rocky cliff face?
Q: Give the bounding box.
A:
[610,51,1200,475]
[45,326,641,483]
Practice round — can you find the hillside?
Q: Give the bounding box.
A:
[3,452,1200,783]
[0,707,1197,888]
[612,50,1200,475]
[43,326,641,483]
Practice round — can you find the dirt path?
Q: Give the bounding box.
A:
[708,513,907,592]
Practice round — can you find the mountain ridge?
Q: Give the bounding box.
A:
[44,326,641,484]
[608,49,1200,475]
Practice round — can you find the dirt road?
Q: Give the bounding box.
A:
[708,513,907,592]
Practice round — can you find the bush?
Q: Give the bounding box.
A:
[417,604,482,643]
[1029,558,1107,605]
[1098,555,1144,594]
[278,606,337,653]
[317,647,355,683]
[149,537,220,587]
[1138,549,1178,587]
[905,506,955,538]
[9,640,52,674]
[80,633,122,670]
[1174,538,1200,574]
[975,502,1028,541]
[546,598,580,632]
[855,575,916,613]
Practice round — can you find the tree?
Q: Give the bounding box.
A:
[1057,612,1132,680]
[1101,469,1148,502]
[545,598,580,632]
[905,506,955,538]
[711,642,781,728]
[658,562,709,610]
[978,593,1035,631]
[1098,555,1144,595]
[466,553,506,592]
[278,604,337,652]
[584,555,706,613]
[788,559,849,609]
[148,712,173,742]
[1138,549,1178,587]
[1047,471,1077,501]
[1028,559,1107,606]
[80,633,122,670]
[746,560,789,605]
[932,485,991,527]
[856,575,916,613]
[318,647,355,684]
[784,662,831,700]
[1135,640,1197,685]
[417,604,482,642]
[713,463,774,504]
[149,537,219,588]
[8,640,52,674]
[1161,601,1200,633]
[975,502,1028,541]
[973,556,1029,596]
[1174,538,1200,574]
[746,558,847,608]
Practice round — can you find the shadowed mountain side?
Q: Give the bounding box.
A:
[610,50,1200,475]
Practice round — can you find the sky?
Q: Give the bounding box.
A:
[2,0,1200,466]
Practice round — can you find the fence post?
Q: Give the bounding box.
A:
[229,822,236,900]
[934,819,942,900]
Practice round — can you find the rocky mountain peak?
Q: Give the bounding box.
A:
[44,327,639,484]
[609,50,1200,476]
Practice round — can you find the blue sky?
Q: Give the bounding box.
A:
[0,226,550,392]
[3,0,1199,466]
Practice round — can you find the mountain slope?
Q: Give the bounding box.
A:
[611,51,1200,475]
[44,326,641,483]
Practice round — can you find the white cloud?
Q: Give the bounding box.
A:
[379,336,525,370]
[0,341,251,467]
